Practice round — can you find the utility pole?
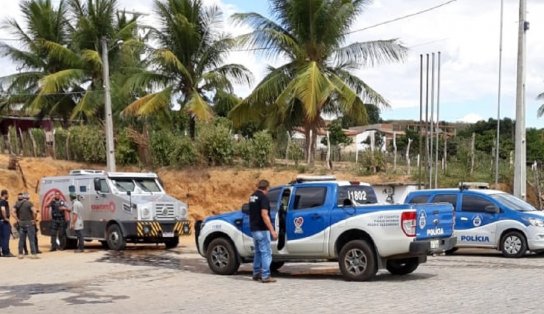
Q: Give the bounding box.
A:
[495,0,504,185]
[514,0,527,200]
[101,37,116,172]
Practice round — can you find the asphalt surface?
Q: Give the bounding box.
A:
[1,241,543,314]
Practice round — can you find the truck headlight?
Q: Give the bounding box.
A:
[141,207,151,219]
[528,218,544,227]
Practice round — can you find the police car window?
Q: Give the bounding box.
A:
[337,186,377,206]
[268,189,280,211]
[407,195,430,204]
[461,195,494,212]
[293,187,326,210]
[432,194,457,208]
[490,193,536,212]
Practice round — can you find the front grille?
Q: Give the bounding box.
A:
[154,203,175,220]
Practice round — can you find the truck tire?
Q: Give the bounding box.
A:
[501,231,527,258]
[106,224,126,251]
[386,258,419,275]
[338,240,377,281]
[164,237,179,249]
[270,261,285,272]
[206,238,240,275]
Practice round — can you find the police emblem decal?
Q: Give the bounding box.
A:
[294,217,304,234]
[473,215,482,227]
[418,210,427,229]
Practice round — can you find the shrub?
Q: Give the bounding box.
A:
[115,128,139,166]
[30,128,46,157]
[149,130,196,167]
[250,130,274,168]
[198,123,235,166]
[54,128,70,160]
[235,139,252,166]
[68,125,106,163]
[170,137,197,167]
[287,144,304,166]
[357,150,386,175]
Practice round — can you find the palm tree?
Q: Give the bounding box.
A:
[538,93,544,117]
[0,0,73,120]
[121,0,252,138]
[230,0,406,163]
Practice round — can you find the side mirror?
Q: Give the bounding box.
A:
[241,203,250,215]
[342,198,354,207]
[93,178,101,193]
[127,191,131,196]
[484,205,500,214]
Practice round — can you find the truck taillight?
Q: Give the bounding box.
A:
[401,211,417,237]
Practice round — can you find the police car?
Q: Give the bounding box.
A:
[405,182,544,257]
[195,176,456,281]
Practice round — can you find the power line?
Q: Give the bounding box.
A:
[346,0,458,34]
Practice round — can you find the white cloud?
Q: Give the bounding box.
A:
[458,113,484,123]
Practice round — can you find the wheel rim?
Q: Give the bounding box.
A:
[109,231,120,247]
[211,245,229,269]
[344,248,367,275]
[504,235,522,254]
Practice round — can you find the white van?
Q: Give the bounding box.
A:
[38,169,190,250]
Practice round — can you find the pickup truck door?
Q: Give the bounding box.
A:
[455,193,499,247]
[284,186,329,255]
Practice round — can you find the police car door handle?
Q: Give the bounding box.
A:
[311,213,321,220]
[460,217,468,221]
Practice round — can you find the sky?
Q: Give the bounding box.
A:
[1,0,543,128]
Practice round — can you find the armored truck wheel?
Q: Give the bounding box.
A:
[106,224,126,251]
[206,238,240,275]
[501,231,527,258]
[386,258,419,275]
[164,237,179,249]
[338,240,377,281]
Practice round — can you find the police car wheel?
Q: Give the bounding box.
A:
[270,261,284,272]
[500,231,527,258]
[386,258,419,275]
[206,238,240,275]
[106,224,126,251]
[338,240,377,281]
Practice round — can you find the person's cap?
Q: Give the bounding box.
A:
[22,192,30,199]
[69,193,76,200]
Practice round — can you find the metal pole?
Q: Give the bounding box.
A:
[495,0,504,185]
[435,51,441,188]
[425,54,430,188]
[430,53,435,188]
[514,0,527,200]
[101,37,116,172]
[418,54,423,189]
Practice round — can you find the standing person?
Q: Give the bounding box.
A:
[13,192,38,259]
[248,179,278,283]
[49,192,69,251]
[69,194,84,253]
[0,190,15,257]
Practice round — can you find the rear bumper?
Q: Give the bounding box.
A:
[410,237,457,255]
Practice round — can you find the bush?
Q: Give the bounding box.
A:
[235,139,252,166]
[115,128,139,166]
[149,130,196,167]
[30,128,46,157]
[198,123,235,166]
[54,128,70,160]
[356,150,387,175]
[287,144,304,166]
[68,125,106,163]
[250,131,274,168]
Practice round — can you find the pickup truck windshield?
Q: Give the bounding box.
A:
[490,193,537,212]
[110,177,162,193]
[337,185,377,206]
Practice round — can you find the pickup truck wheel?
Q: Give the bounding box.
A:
[338,240,377,281]
[445,248,458,255]
[206,238,240,275]
[270,261,285,272]
[501,231,527,258]
[386,258,419,275]
[106,224,126,251]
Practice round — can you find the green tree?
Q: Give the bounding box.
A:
[122,0,252,138]
[229,0,406,163]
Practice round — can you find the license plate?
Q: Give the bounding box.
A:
[162,232,174,238]
[430,240,440,250]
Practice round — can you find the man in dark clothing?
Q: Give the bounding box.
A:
[0,189,15,257]
[13,193,38,259]
[15,193,42,254]
[49,192,69,251]
[249,179,278,283]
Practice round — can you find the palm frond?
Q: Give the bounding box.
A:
[538,104,544,118]
[71,89,103,120]
[333,40,408,68]
[185,91,213,122]
[42,40,82,68]
[81,49,102,71]
[39,69,86,94]
[153,49,193,84]
[122,87,173,117]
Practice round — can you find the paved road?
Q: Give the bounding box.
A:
[1,242,543,314]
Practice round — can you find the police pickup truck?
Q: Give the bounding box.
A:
[195,176,456,281]
[405,182,544,258]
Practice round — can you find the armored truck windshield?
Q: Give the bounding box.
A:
[110,177,162,193]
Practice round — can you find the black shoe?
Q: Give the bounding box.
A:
[37,250,43,254]
[49,248,57,252]
[3,253,15,257]
[261,277,277,283]
[252,274,262,281]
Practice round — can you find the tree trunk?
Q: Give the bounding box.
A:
[189,116,196,140]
